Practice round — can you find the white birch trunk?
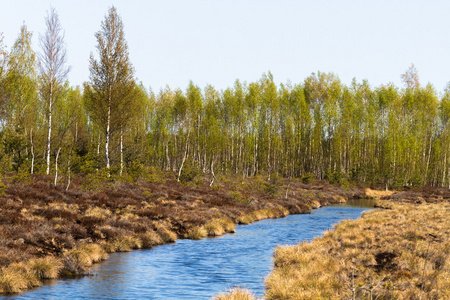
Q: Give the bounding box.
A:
[30,129,35,174]
[120,126,124,176]
[210,157,216,187]
[177,130,190,182]
[105,100,111,174]
[66,150,71,191]
[46,89,52,175]
[54,147,61,186]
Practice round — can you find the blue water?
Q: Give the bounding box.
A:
[4,201,372,299]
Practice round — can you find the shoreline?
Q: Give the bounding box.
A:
[0,173,364,295]
[216,190,450,300]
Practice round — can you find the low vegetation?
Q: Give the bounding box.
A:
[220,188,450,299]
[0,172,362,294]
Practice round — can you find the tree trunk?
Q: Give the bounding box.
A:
[30,129,35,174]
[105,98,111,175]
[210,157,216,187]
[54,147,61,187]
[66,150,71,191]
[46,90,52,175]
[120,126,124,176]
[97,133,100,155]
[177,130,190,182]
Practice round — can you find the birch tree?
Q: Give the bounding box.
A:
[0,33,7,119]
[39,7,70,175]
[3,25,38,171]
[85,6,136,175]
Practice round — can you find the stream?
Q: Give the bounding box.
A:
[3,199,374,299]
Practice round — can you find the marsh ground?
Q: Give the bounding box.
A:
[0,172,364,294]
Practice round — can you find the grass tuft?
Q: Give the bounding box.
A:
[113,236,142,252]
[62,243,107,276]
[219,218,236,233]
[204,220,225,237]
[155,222,177,243]
[140,231,164,248]
[214,287,257,300]
[0,263,40,294]
[29,256,63,279]
[188,226,208,240]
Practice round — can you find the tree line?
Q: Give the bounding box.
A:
[1,7,450,189]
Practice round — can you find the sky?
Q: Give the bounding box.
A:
[1,0,450,94]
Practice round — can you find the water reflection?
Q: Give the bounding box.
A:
[3,203,372,300]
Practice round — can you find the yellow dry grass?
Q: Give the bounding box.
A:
[154,221,178,243]
[214,287,257,300]
[140,231,164,247]
[188,226,208,240]
[0,262,41,294]
[67,243,108,270]
[265,201,450,299]
[113,235,143,252]
[29,256,63,279]
[205,220,226,237]
[365,188,395,198]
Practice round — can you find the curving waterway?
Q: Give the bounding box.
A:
[3,200,374,300]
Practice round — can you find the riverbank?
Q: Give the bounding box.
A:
[0,172,364,294]
[217,189,450,299]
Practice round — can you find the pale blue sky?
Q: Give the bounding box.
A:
[1,0,450,93]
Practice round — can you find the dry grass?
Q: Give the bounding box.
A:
[265,201,450,299]
[113,236,142,252]
[219,218,236,233]
[0,262,41,294]
[154,221,177,243]
[29,256,63,279]
[62,243,108,276]
[188,226,208,240]
[214,287,257,300]
[140,231,164,248]
[237,214,255,225]
[365,187,395,198]
[204,220,226,237]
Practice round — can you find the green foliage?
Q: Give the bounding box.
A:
[178,160,199,184]
[12,168,31,184]
[228,191,248,204]
[127,161,146,182]
[0,176,6,197]
[325,169,346,184]
[264,173,282,197]
[0,13,448,189]
[145,166,166,183]
[301,173,315,184]
[82,169,111,190]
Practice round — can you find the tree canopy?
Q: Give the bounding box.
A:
[0,8,449,190]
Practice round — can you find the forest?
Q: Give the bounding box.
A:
[1,7,450,189]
